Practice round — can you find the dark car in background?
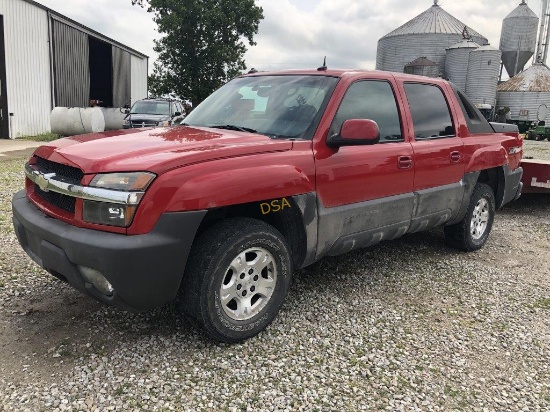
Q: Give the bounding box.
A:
[123,98,186,129]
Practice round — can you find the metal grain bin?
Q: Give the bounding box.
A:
[376,2,487,74]
[404,57,440,78]
[465,45,502,106]
[499,0,538,78]
[497,64,550,123]
[445,39,479,91]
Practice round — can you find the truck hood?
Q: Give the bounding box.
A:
[32,126,294,174]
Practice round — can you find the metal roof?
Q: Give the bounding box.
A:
[381,3,487,41]
[497,64,550,92]
[504,0,537,20]
[405,57,438,67]
[446,39,479,50]
[20,0,148,59]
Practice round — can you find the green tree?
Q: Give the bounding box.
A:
[143,0,263,107]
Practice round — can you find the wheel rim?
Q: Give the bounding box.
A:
[470,197,490,240]
[219,247,277,321]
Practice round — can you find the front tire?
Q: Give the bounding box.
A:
[179,218,292,343]
[444,183,495,252]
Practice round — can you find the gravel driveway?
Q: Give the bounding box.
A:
[1,145,549,411]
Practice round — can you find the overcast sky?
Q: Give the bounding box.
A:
[35,0,547,72]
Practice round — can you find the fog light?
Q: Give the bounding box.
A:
[79,266,114,296]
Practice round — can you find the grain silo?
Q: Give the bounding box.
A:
[404,57,440,77]
[499,0,539,78]
[445,39,480,91]
[497,64,550,124]
[376,1,487,74]
[465,45,502,106]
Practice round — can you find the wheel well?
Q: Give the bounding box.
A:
[195,198,308,270]
[477,167,505,208]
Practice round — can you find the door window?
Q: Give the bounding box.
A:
[329,80,403,142]
[403,83,455,139]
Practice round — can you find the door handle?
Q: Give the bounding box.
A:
[398,155,413,169]
[450,151,461,163]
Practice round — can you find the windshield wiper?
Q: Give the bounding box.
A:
[209,125,258,133]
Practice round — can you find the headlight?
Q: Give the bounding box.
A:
[123,118,130,126]
[90,172,155,191]
[157,120,171,127]
[83,172,155,227]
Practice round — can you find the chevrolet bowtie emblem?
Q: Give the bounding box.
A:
[35,171,55,192]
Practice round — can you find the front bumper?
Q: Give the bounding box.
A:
[12,190,206,311]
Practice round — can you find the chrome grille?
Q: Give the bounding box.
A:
[35,156,83,183]
[32,157,82,214]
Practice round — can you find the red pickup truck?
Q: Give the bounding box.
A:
[12,69,523,342]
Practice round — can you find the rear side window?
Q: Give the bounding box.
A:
[329,80,403,142]
[453,88,494,134]
[404,83,455,140]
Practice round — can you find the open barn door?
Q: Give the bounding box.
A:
[0,15,9,138]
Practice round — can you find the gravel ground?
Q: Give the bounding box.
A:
[523,139,550,160]
[1,148,549,411]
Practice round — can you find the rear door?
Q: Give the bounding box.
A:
[402,82,465,231]
[315,78,415,257]
[0,15,9,139]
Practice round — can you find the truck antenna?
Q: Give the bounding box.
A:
[317,56,327,71]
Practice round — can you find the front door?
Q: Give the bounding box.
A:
[315,79,415,257]
[0,15,8,139]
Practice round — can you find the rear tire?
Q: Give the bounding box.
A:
[444,183,495,252]
[179,218,292,343]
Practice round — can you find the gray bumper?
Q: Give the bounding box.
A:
[500,166,523,208]
[12,190,206,311]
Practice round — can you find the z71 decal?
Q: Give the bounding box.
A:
[260,198,291,214]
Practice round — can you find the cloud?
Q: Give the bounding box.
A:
[245,0,544,71]
[31,0,548,74]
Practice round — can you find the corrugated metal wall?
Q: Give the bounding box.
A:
[403,63,439,78]
[500,3,538,78]
[497,91,550,123]
[112,47,131,107]
[0,0,51,137]
[465,46,501,106]
[376,33,487,74]
[445,41,479,92]
[52,18,89,107]
[131,54,148,104]
[0,0,147,137]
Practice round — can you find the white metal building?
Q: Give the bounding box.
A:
[0,0,148,139]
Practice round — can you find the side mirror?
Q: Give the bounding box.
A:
[124,108,130,114]
[174,111,182,117]
[327,119,380,147]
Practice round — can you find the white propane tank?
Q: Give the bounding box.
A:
[50,107,106,136]
[100,108,126,131]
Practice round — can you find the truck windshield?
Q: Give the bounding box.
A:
[183,75,339,139]
[131,101,170,115]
